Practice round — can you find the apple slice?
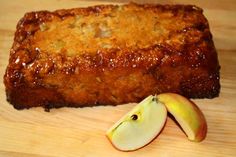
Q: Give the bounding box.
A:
[157,93,207,142]
[106,95,167,151]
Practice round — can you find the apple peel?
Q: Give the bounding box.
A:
[106,95,167,151]
[157,93,207,142]
[106,93,207,151]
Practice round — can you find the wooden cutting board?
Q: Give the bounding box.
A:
[0,0,236,156]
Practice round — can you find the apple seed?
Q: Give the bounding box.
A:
[131,114,138,120]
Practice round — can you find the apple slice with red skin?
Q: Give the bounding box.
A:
[106,95,167,151]
[157,93,207,142]
[106,93,207,151]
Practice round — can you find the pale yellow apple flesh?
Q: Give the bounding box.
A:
[157,93,207,142]
[106,95,167,151]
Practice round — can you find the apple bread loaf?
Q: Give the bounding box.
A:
[4,3,220,110]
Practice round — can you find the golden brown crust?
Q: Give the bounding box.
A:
[4,3,220,110]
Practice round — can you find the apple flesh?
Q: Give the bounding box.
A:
[157,93,207,142]
[106,95,167,151]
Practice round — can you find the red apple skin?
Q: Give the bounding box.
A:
[106,95,167,151]
[106,128,165,152]
[157,93,207,142]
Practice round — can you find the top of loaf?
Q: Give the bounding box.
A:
[6,2,219,79]
[13,3,207,57]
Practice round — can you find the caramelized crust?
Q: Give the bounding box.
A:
[4,3,220,110]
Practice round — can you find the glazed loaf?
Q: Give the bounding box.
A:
[4,3,220,110]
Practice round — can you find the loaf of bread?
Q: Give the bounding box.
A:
[4,3,220,110]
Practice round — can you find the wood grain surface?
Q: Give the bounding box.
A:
[0,0,236,157]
